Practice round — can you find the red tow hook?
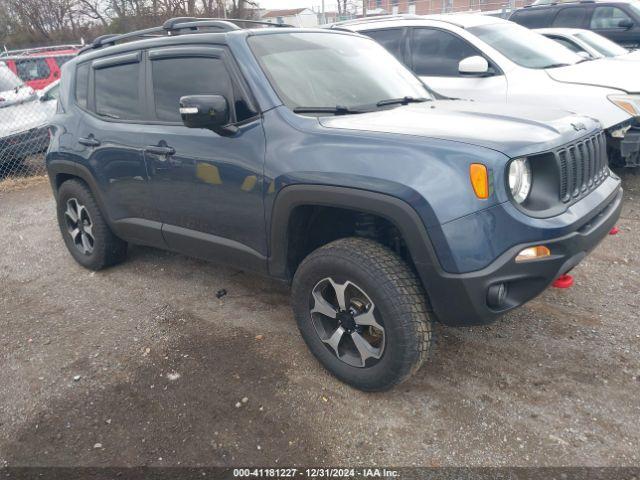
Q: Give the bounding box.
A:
[552,274,574,289]
[609,226,620,235]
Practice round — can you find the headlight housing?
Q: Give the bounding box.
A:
[508,158,532,204]
[608,94,640,117]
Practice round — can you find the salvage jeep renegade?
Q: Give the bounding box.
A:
[47,18,623,391]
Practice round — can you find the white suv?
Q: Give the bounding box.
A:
[335,14,640,167]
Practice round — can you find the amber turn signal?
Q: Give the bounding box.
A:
[515,245,551,263]
[469,163,489,199]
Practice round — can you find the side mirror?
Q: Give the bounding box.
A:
[458,56,490,76]
[179,95,236,135]
[618,19,634,29]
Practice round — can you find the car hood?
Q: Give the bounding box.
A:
[615,50,640,62]
[0,98,55,137]
[318,100,600,157]
[545,59,639,93]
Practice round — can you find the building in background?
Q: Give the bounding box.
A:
[262,8,319,27]
[365,0,533,16]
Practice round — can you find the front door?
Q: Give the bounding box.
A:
[410,27,508,103]
[589,5,640,48]
[142,47,267,272]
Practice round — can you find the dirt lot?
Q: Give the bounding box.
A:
[0,171,639,468]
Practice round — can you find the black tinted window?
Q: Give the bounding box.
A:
[75,62,89,109]
[366,28,404,60]
[552,7,588,27]
[410,28,479,76]
[510,9,554,28]
[94,62,141,120]
[151,57,233,122]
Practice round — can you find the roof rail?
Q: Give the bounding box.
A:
[0,44,82,57]
[78,17,293,55]
[330,14,421,27]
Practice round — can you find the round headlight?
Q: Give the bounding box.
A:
[508,158,531,204]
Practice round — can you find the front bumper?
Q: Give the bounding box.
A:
[607,122,640,167]
[417,186,623,326]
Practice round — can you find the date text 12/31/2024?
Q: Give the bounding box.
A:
[233,469,400,478]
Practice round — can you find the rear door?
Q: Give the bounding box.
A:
[141,46,268,271]
[409,27,507,102]
[74,53,163,247]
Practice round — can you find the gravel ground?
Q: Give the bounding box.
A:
[0,170,638,467]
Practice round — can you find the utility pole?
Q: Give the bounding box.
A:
[321,0,326,24]
[362,0,367,16]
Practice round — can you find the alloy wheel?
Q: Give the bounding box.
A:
[64,198,95,255]
[310,277,385,368]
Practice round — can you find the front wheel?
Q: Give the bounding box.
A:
[291,237,432,391]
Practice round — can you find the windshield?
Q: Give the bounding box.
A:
[248,32,431,113]
[0,64,23,91]
[468,23,583,69]
[574,31,629,57]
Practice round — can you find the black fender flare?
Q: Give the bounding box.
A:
[267,184,442,282]
[47,159,113,226]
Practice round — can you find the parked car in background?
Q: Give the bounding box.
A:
[2,45,80,91]
[509,1,640,50]
[47,18,622,391]
[0,62,36,108]
[537,27,640,60]
[337,14,640,167]
[0,80,59,170]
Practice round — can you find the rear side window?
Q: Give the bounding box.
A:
[365,28,405,61]
[94,62,142,120]
[151,57,233,122]
[510,9,554,28]
[552,7,588,28]
[75,63,89,109]
[15,58,50,81]
[410,28,479,77]
[591,6,633,29]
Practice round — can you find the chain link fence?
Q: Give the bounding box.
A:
[0,50,66,185]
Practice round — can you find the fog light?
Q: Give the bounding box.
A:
[515,245,550,263]
[487,283,507,309]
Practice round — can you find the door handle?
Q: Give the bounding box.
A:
[145,145,176,156]
[78,136,100,147]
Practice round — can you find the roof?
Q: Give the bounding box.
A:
[521,0,634,9]
[262,8,312,18]
[339,13,506,30]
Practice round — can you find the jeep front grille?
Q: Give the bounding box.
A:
[556,132,608,203]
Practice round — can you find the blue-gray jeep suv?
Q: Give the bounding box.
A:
[46,18,623,391]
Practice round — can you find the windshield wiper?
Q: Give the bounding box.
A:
[97,111,121,119]
[293,105,364,115]
[376,96,430,107]
[543,63,572,69]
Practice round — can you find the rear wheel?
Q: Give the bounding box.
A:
[56,179,127,270]
[292,237,432,391]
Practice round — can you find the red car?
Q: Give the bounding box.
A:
[2,45,80,91]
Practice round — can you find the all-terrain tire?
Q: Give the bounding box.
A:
[292,237,432,391]
[56,179,127,270]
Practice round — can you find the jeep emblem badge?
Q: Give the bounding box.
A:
[572,122,587,131]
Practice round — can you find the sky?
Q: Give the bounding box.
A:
[257,0,329,11]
